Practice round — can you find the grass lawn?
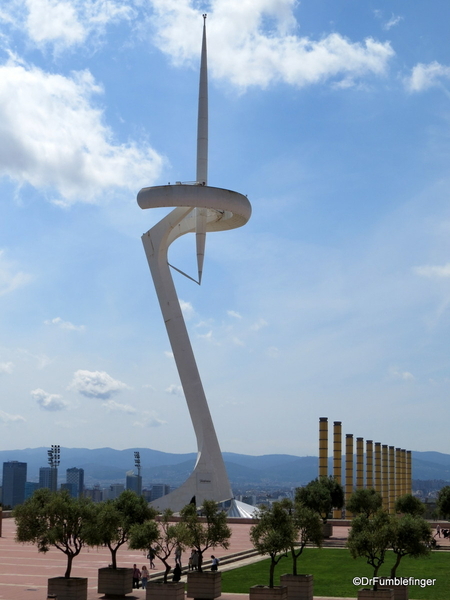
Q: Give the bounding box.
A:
[221,548,450,599]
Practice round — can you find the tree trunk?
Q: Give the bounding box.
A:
[111,546,118,570]
[269,559,275,588]
[390,554,402,578]
[65,553,74,578]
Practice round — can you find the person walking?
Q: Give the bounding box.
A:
[175,545,182,567]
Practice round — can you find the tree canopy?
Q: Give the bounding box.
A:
[295,476,344,524]
[180,500,231,573]
[347,510,393,590]
[280,498,323,575]
[346,488,382,518]
[129,509,189,583]
[250,501,297,588]
[436,486,450,520]
[14,488,95,578]
[389,514,432,577]
[394,494,425,517]
[84,490,156,569]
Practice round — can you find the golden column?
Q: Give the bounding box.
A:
[401,449,407,497]
[356,437,364,489]
[366,440,373,489]
[345,434,354,518]
[382,444,389,511]
[333,421,342,518]
[374,442,382,495]
[406,450,412,495]
[395,448,402,504]
[389,446,395,514]
[319,417,328,479]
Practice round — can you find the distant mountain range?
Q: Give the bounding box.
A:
[0,447,449,489]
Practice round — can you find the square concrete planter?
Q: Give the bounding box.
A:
[379,585,408,600]
[249,585,288,600]
[280,574,313,600]
[186,571,221,599]
[47,577,88,600]
[97,567,133,595]
[146,582,185,599]
[358,589,394,599]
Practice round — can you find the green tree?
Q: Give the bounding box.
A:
[180,500,231,573]
[389,514,432,578]
[85,490,156,569]
[347,510,393,590]
[346,488,382,518]
[436,486,450,519]
[14,488,95,578]
[280,499,323,575]
[129,509,190,583]
[250,502,297,588]
[394,494,425,517]
[295,476,344,524]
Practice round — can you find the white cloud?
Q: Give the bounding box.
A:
[68,369,128,399]
[31,387,69,411]
[149,0,394,89]
[179,299,194,320]
[0,249,31,296]
[0,361,14,373]
[101,399,136,414]
[232,336,245,346]
[164,351,174,359]
[389,368,415,382]
[133,410,166,428]
[0,409,25,423]
[414,263,450,278]
[383,15,403,31]
[250,318,268,331]
[2,0,135,51]
[44,317,85,331]
[0,57,163,205]
[227,310,242,319]
[405,61,450,92]
[165,384,183,395]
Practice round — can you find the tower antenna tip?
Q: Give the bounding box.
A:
[203,13,207,21]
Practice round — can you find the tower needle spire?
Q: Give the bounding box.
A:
[196,13,208,284]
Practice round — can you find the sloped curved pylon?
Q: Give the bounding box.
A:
[138,186,251,511]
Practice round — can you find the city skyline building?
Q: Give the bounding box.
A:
[66,467,84,498]
[39,466,57,492]
[138,15,251,511]
[2,461,27,508]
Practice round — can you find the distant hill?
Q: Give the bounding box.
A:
[0,447,448,489]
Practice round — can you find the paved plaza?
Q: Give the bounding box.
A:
[0,517,448,600]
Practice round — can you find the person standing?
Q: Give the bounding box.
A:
[211,555,219,571]
[175,545,182,567]
[172,563,182,582]
[132,564,141,589]
[141,565,149,589]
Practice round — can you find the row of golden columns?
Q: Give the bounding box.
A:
[319,417,412,518]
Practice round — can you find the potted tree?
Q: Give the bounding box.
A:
[180,499,231,600]
[85,489,156,596]
[279,499,323,600]
[129,509,189,599]
[295,476,344,538]
[14,488,95,600]
[249,501,296,600]
[347,509,394,599]
[379,513,432,600]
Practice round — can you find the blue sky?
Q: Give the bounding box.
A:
[0,0,449,458]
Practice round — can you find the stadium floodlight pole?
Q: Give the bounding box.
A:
[137,15,251,511]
